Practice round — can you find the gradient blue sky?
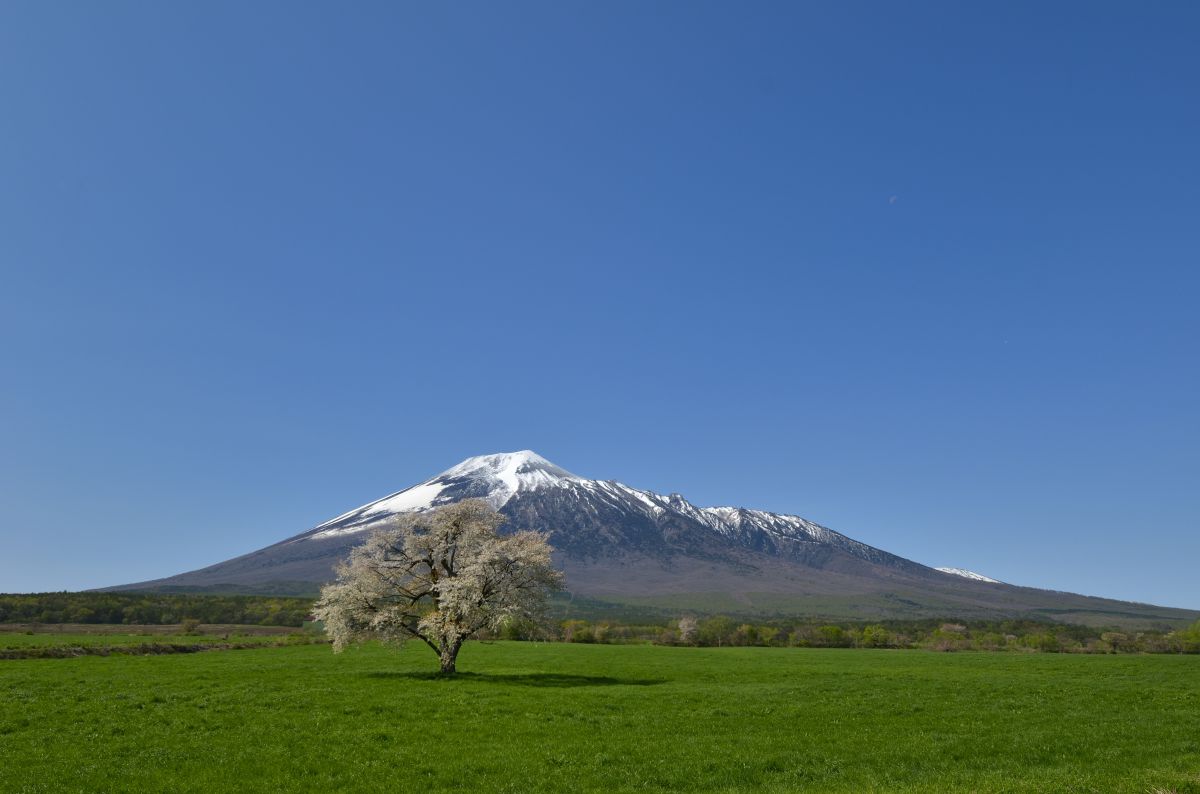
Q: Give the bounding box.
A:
[1,2,1197,607]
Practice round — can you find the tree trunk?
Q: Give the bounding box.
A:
[438,640,462,674]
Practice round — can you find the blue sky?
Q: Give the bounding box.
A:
[1,2,1197,607]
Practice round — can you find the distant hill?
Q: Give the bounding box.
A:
[107,451,1198,630]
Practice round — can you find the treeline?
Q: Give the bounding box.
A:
[499,616,1200,654]
[7,592,1200,653]
[0,593,314,627]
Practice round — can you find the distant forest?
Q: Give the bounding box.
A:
[533,615,1200,655]
[0,592,313,627]
[4,592,1199,654]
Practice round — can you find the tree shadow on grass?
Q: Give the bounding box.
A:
[364,671,666,688]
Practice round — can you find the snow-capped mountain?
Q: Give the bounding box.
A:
[309,451,583,537]
[109,451,1198,628]
[303,451,910,570]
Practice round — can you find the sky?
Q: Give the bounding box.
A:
[1,2,1197,608]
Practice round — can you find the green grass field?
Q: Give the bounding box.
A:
[2,641,1198,792]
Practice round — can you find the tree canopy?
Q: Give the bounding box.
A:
[313,499,562,673]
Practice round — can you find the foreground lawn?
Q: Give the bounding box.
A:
[1,642,1198,792]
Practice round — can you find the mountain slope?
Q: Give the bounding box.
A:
[108,451,1198,629]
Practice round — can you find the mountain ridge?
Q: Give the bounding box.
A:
[107,451,1199,629]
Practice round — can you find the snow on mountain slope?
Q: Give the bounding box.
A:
[936,567,1001,583]
[440,451,582,493]
[310,451,581,537]
[696,506,881,556]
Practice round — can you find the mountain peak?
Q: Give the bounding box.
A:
[439,450,580,487]
[308,450,581,536]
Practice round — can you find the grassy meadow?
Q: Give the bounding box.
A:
[2,639,1199,792]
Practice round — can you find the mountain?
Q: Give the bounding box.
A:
[109,451,1198,629]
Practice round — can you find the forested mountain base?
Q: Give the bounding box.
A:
[4,592,1200,655]
[0,592,312,627]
